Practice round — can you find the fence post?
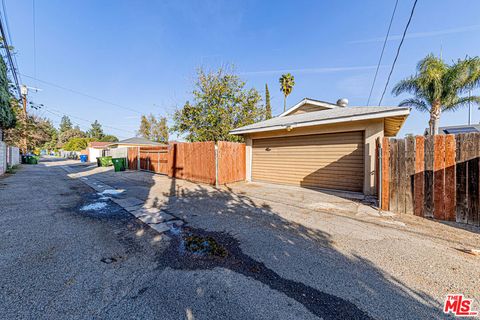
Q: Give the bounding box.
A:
[377,139,382,209]
[137,146,140,170]
[414,136,425,217]
[405,136,415,215]
[456,134,468,223]
[433,135,446,220]
[444,134,456,221]
[381,137,390,211]
[215,144,219,187]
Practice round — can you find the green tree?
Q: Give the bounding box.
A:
[59,115,73,134]
[151,116,168,143]
[173,67,264,142]
[265,83,272,119]
[393,54,480,135]
[87,120,104,140]
[63,137,92,151]
[99,134,118,142]
[0,57,15,132]
[4,104,56,151]
[58,127,85,146]
[42,121,58,151]
[279,73,295,112]
[138,115,151,139]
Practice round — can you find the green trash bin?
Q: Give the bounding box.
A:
[112,158,126,172]
[96,157,101,167]
[99,156,113,167]
[26,156,38,164]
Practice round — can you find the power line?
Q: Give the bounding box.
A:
[20,73,143,114]
[43,108,131,140]
[0,2,20,98]
[1,0,21,84]
[378,0,418,105]
[32,0,36,82]
[42,105,136,137]
[367,0,399,106]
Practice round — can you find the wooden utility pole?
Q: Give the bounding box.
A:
[21,85,28,154]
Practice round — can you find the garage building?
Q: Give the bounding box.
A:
[230,98,409,195]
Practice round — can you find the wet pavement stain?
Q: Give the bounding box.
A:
[72,192,131,220]
[156,225,373,320]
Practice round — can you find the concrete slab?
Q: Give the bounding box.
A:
[149,222,170,233]
[111,197,145,208]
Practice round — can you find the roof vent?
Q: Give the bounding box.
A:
[336,98,348,107]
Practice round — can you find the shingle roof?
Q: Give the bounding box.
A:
[111,137,166,146]
[89,142,110,148]
[230,106,410,134]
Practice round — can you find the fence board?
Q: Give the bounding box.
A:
[414,136,424,217]
[424,136,434,218]
[381,137,390,211]
[433,135,445,220]
[397,139,406,214]
[389,140,398,213]
[405,136,415,214]
[456,134,468,223]
[168,142,216,185]
[444,135,456,221]
[217,141,246,185]
[127,147,139,170]
[467,133,479,226]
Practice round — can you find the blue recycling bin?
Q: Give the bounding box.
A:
[80,155,88,163]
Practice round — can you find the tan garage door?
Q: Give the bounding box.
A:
[252,131,364,192]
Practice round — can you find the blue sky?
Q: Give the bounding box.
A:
[4,0,480,140]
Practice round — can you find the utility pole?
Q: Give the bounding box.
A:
[468,90,472,125]
[21,85,28,154]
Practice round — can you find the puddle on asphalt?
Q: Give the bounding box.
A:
[80,202,108,211]
[75,193,130,220]
[99,189,125,195]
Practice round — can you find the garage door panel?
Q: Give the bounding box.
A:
[252,131,364,192]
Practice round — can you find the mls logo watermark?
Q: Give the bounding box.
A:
[444,294,478,317]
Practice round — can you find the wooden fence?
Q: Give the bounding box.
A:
[168,142,216,185]
[217,141,246,185]
[127,146,168,174]
[380,133,479,226]
[127,141,246,186]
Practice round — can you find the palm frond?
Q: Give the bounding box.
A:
[398,98,429,113]
[444,95,480,112]
[391,77,418,96]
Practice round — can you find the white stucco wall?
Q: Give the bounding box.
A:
[7,146,20,166]
[88,148,103,163]
[0,141,6,175]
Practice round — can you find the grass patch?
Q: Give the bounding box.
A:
[6,164,20,174]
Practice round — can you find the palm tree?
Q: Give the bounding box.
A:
[279,73,295,112]
[392,54,480,135]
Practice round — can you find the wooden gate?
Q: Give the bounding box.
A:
[127,141,247,186]
[127,146,168,174]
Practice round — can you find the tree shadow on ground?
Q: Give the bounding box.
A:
[53,159,447,319]
[150,177,443,319]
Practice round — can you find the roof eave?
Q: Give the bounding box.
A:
[230,108,410,135]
